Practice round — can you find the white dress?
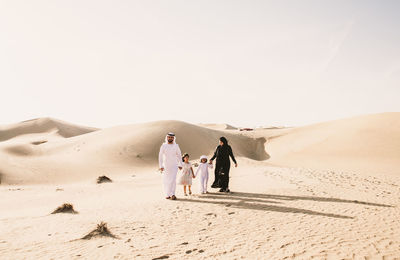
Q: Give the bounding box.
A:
[195,163,213,193]
[177,162,193,185]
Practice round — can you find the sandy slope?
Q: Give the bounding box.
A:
[263,113,400,175]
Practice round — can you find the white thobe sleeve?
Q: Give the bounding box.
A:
[176,144,182,167]
[159,145,165,168]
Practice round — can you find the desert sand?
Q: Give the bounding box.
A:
[1,113,400,259]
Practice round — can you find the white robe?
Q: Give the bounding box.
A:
[159,142,182,197]
[195,163,213,193]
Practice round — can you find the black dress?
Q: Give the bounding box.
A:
[210,144,237,189]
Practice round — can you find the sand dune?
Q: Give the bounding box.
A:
[0,120,266,184]
[266,113,400,175]
[0,117,98,142]
[1,113,399,184]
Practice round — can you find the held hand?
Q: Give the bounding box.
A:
[209,160,213,164]
[235,163,238,167]
[178,166,182,170]
[159,168,164,172]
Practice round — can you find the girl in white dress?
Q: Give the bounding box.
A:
[195,155,213,194]
[177,153,195,196]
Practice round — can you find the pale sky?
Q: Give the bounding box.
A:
[1,0,399,128]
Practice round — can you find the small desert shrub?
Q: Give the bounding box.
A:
[97,175,112,184]
[51,203,78,214]
[81,222,117,239]
[31,140,47,145]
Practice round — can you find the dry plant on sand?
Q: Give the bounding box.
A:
[51,203,78,214]
[97,175,112,184]
[81,222,118,239]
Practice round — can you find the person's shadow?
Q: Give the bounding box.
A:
[179,191,393,219]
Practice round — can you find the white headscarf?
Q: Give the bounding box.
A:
[200,155,207,160]
[164,132,176,144]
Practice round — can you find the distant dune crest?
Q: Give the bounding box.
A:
[199,123,238,130]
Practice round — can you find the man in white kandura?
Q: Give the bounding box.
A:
[159,132,182,200]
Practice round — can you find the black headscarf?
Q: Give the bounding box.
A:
[220,136,228,146]
[211,136,236,164]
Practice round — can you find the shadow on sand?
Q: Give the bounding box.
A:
[179,192,393,219]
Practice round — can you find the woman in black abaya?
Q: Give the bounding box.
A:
[209,137,237,192]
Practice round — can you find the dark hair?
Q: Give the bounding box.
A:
[182,153,189,162]
[219,136,228,145]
